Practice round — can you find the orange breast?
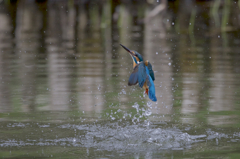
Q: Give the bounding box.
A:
[132,60,137,68]
[143,82,149,95]
[143,82,148,88]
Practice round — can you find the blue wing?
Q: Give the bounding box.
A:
[128,66,138,86]
[128,62,147,88]
[147,62,155,81]
[137,62,147,88]
[146,74,157,102]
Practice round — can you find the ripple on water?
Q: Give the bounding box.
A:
[0,122,239,153]
[7,123,26,128]
[0,123,201,151]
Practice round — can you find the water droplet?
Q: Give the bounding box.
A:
[98,85,102,91]
[147,101,152,107]
[111,116,115,120]
[121,89,126,95]
[145,109,152,116]
[132,103,139,113]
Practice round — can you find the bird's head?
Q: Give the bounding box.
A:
[120,44,143,64]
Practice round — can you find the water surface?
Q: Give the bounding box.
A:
[1,0,240,158]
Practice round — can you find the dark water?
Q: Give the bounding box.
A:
[1,0,240,158]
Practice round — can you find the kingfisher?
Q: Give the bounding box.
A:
[120,44,157,102]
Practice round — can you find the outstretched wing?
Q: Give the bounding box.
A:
[128,62,147,88]
[146,74,157,102]
[147,61,155,81]
[128,65,139,86]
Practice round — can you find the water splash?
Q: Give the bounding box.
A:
[0,122,212,153]
[144,109,152,116]
[132,102,140,112]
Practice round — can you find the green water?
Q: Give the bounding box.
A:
[1,0,240,158]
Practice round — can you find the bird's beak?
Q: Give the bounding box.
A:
[120,44,136,56]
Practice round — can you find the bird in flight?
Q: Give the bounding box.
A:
[120,44,157,102]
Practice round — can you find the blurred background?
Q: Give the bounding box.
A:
[1,0,240,158]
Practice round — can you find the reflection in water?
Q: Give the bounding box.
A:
[48,53,72,111]
[76,52,105,113]
[118,4,135,106]
[0,4,12,112]
[46,3,73,111]
[15,1,43,112]
[208,33,236,125]
[144,4,173,120]
[0,1,240,158]
[182,73,200,114]
[76,3,105,113]
[0,0,238,116]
